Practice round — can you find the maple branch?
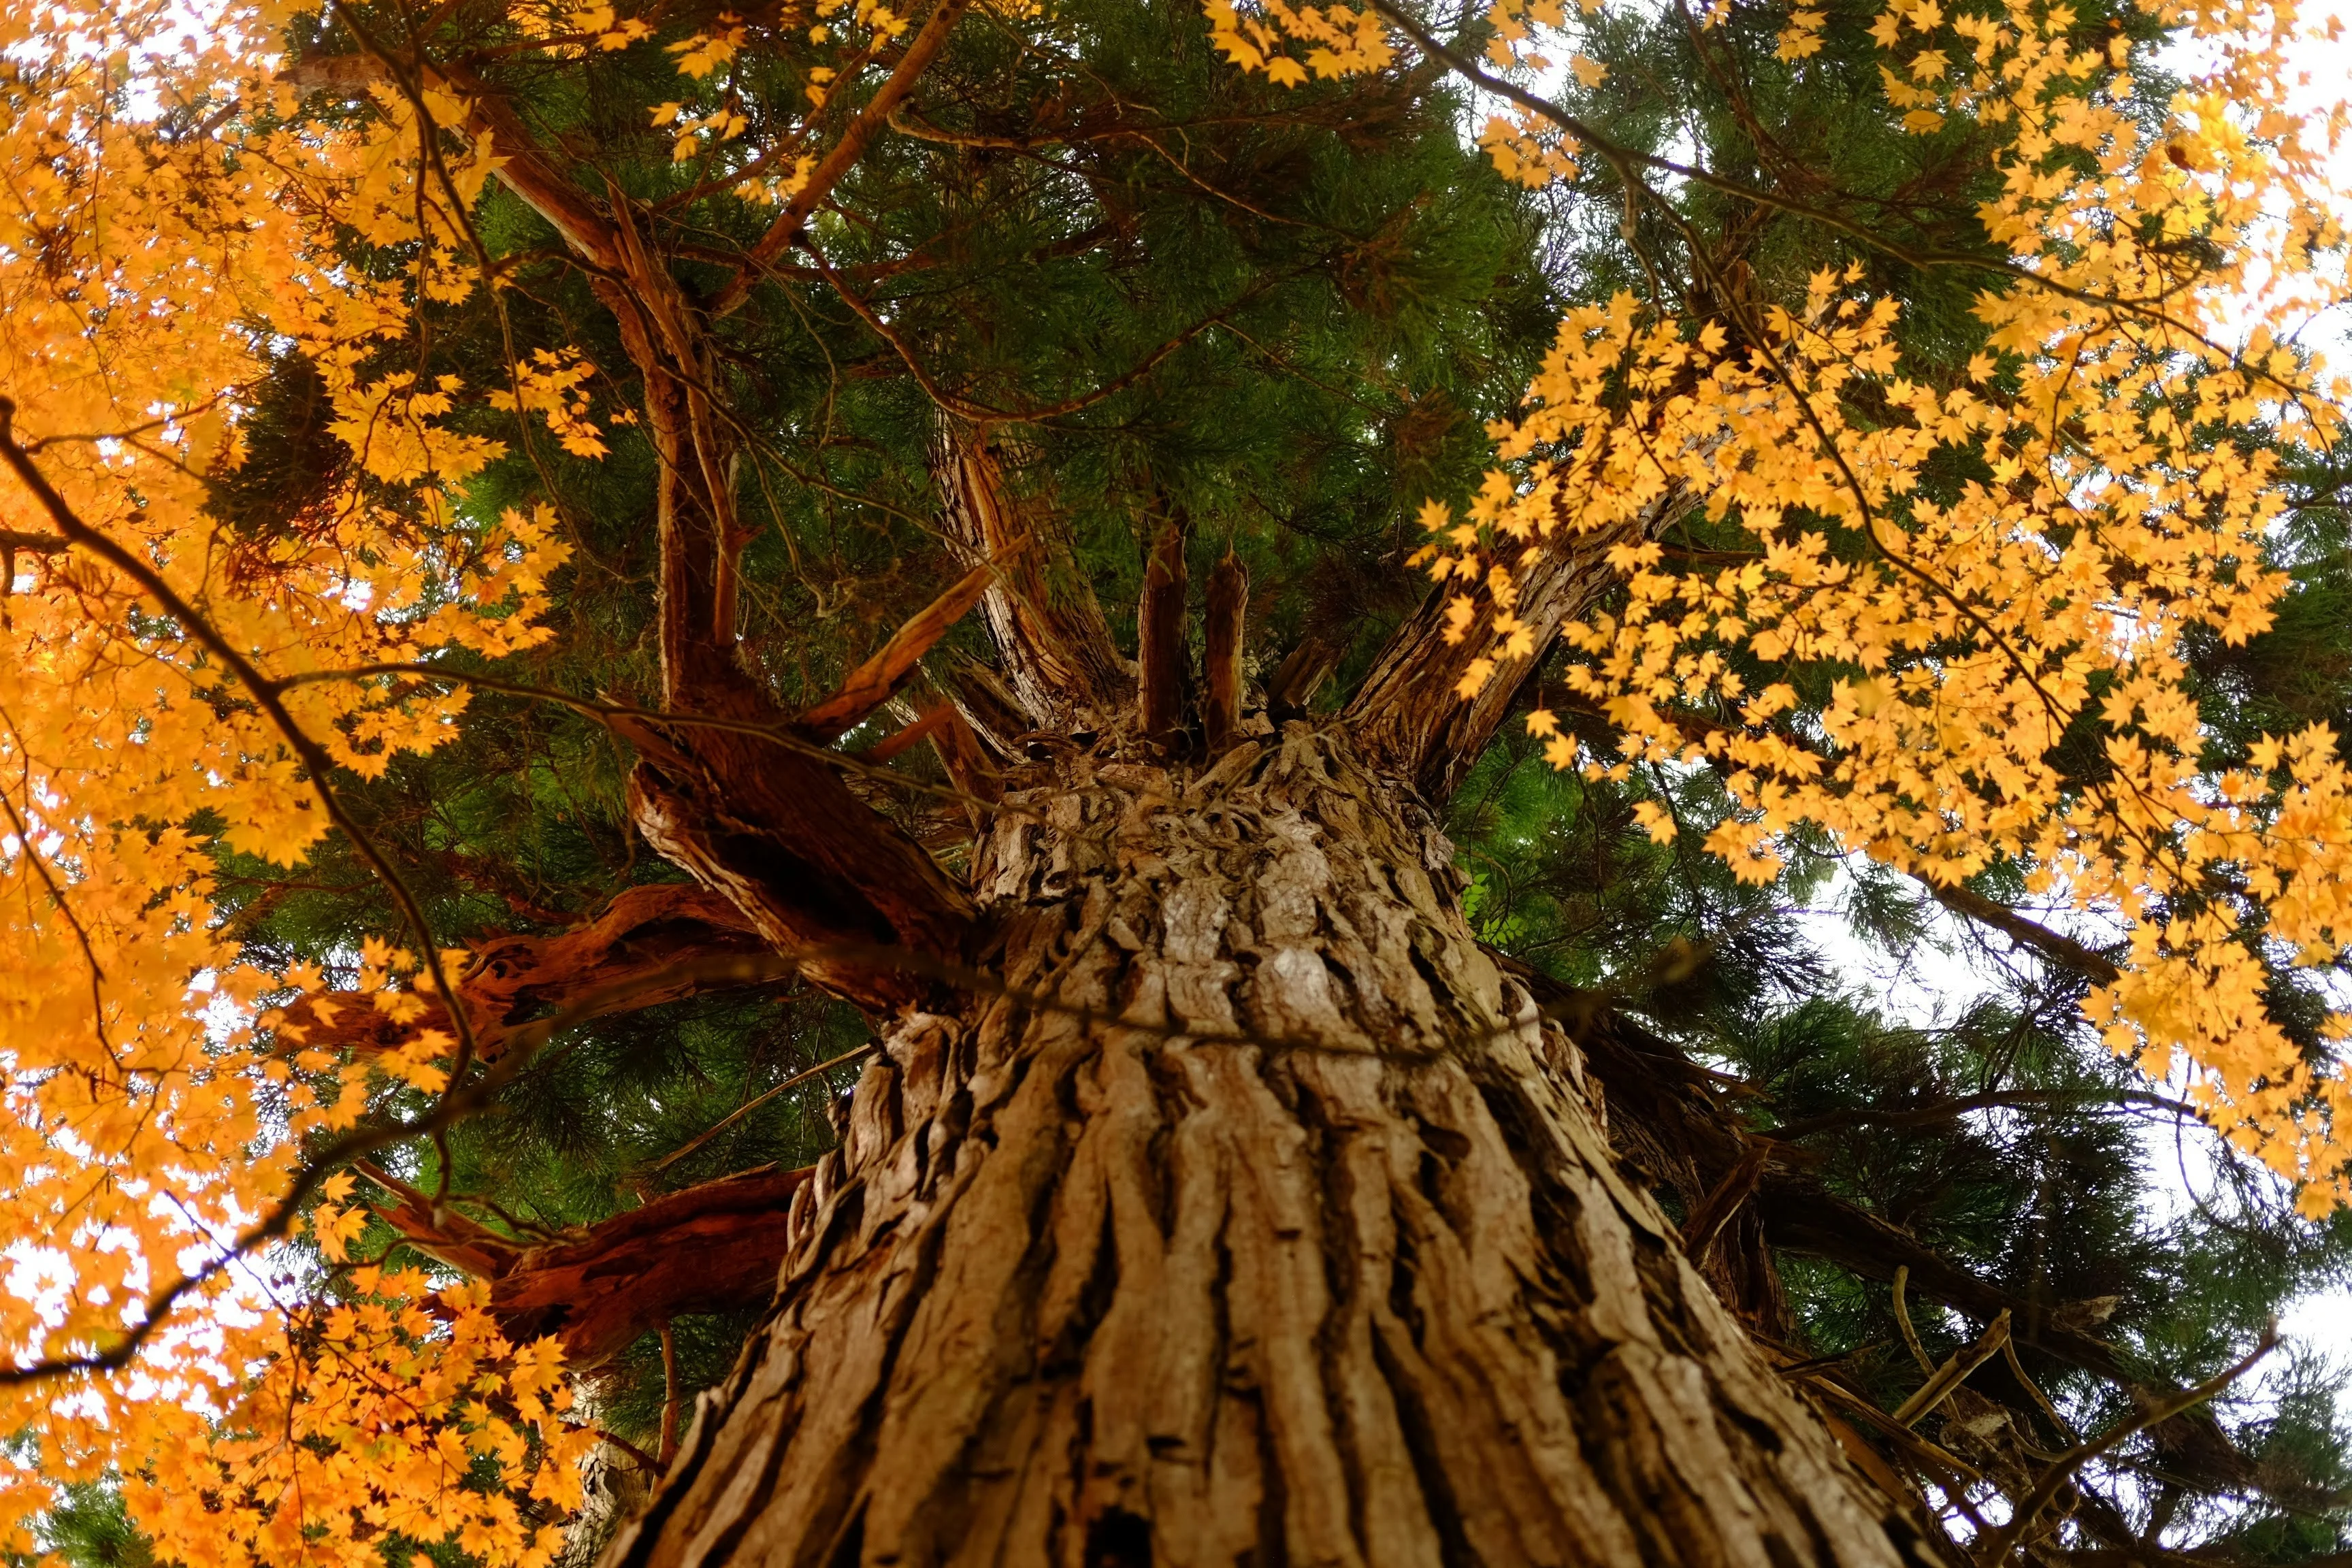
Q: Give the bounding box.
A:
[1363,0,2324,415]
[705,0,974,320]
[0,719,120,1070]
[1568,696,2132,992]
[0,951,790,1387]
[0,399,479,1075]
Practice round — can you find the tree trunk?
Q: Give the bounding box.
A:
[598,725,1935,1568]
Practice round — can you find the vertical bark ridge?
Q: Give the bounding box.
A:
[601,727,1935,1568]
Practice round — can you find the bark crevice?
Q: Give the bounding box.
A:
[604,727,1912,1568]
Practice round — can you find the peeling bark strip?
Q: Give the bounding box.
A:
[600,728,1928,1568]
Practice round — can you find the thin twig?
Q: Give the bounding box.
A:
[1977,1330,2277,1564]
[642,1041,881,1174]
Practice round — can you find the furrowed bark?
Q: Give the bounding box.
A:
[1348,528,1639,802]
[932,423,1129,728]
[1137,516,1190,749]
[599,728,1933,1568]
[1202,549,1247,755]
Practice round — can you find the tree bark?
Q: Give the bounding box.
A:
[598,726,1933,1568]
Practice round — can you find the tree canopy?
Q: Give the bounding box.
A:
[3,0,2352,1561]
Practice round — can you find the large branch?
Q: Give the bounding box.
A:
[365,1164,809,1369]
[619,677,975,1014]
[1928,881,2122,986]
[268,884,772,1059]
[1345,527,1629,802]
[931,420,1129,728]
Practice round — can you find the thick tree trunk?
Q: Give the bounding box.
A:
[599,726,1933,1568]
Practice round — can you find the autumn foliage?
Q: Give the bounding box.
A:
[0,0,2348,1559]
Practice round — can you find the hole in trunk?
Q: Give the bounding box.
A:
[1083,1508,1152,1568]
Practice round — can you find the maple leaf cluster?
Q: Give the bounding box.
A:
[1222,0,2352,1207]
[0,2,581,1562]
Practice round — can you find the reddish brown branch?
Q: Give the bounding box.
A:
[1203,549,1247,755]
[861,704,959,763]
[930,706,1002,832]
[366,1164,812,1370]
[797,544,1024,741]
[269,885,771,1060]
[1137,516,1190,749]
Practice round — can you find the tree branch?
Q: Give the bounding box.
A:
[1345,525,1633,802]
[1497,956,2274,1502]
[705,0,974,320]
[368,1162,813,1369]
[1138,513,1190,749]
[796,540,1025,741]
[1929,881,2123,987]
[268,884,773,1062]
[931,420,1129,727]
[1203,549,1247,755]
